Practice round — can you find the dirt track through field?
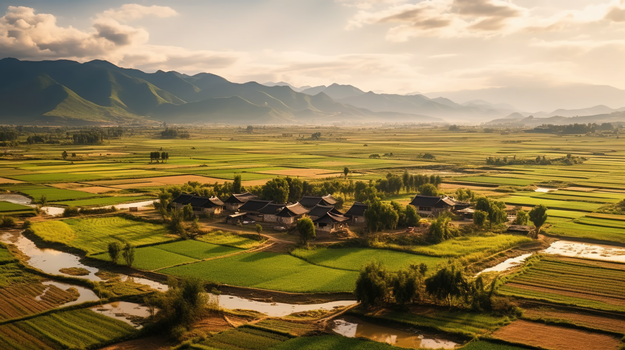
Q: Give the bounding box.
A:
[493,320,621,350]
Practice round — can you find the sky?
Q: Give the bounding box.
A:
[0,0,624,94]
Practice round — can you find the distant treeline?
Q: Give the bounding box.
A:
[0,126,125,145]
[486,153,586,166]
[527,123,617,134]
[161,127,190,139]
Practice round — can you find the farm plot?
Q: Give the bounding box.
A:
[410,235,532,258]
[0,282,79,320]
[502,196,604,212]
[187,326,290,350]
[454,176,536,186]
[271,335,402,350]
[160,252,359,293]
[361,306,509,337]
[92,240,243,271]
[0,308,135,350]
[0,201,33,215]
[499,256,625,312]
[29,217,173,254]
[85,175,224,189]
[290,247,444,272]
[547,218,625,244]
[523,307,625,334]
[2,185,95,201]
[460,341,532,350]
[196,231,263,249]
[492,320,621,350]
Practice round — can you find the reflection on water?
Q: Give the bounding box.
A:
[535,187,557,193]
[544,240,625,263]
[478,253,533,275]
[106,200,157,210]
[42,280,100,307]
[333,317,458,349]
[91,302,153,329]
[0,194,32,205]
[213,294,355,317]
[0,231,169,291]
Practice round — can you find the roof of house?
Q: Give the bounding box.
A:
[224,192,257,204]
[410,195,456,208]
[314,212,350,224]
[345,202,368,217]
[277,202,309,217]
[259,203,285,215]
[307,204,343,218]
[187,196,211,208]
[238,199,273,213]
[299,195,337,208]
[172,194,194,204]
[202,197,224,208]
[507,225,532,233]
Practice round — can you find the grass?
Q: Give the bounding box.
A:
[455,176,536,186]
[196,230,263,249]
[51,196,151,207]
[1,185,95,201]
[29,216,174,254]
[160,251,359,293]
[291,247,444,272]
[502,196,604,212]
[187,326,290,350]
[409,235,532,258]
[0,201,33,212]
[499,256,625,312]
[93,240,244,270]
[547,218,625,244]
[460,340,532,350]
[270,335,402,350]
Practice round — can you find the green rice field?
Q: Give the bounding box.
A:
[410,235,532,258]
[51,196,152,207]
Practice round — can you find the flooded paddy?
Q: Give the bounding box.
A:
[333,316,459,349]
[478,253,533,275]
[41,281,100,307]
[91,301,154,328]
[214,294,355,317]
[543,240,625,263]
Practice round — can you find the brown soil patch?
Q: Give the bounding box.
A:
[192,314,232,333]
[524,308,625,334]
[0,282,79,320]
[242,179,271,186]
[59,267,90,276]
[0,177,23,184]
[506,283,625,306]
[565,187,597,192]
[98,336,174,350]
[493,320,620,350]
[87,175,223,188]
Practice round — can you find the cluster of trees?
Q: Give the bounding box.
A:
[150,152,170,163]
[355,261,502,311]
[364,200,420,233]
[486,153,585,166]
[529,123,616,135]
[310,132,321,140]
[0,127,18,142]
[72,131,104,145]
[107,242,136,267]
[161,127,190,139]
[473,197,508,228]
[26,135,50,144]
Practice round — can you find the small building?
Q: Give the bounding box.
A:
[344,202,368,226]
[171,194,194,209]
[199,197,224,215]
[299,195,338,209]
[409,195,456,217]
[224,192,258,212]
[313,212,350,235]
[226,212,248,225]
[276,202,309,226]
[259,203,286,223]
[238,199,273,221]
[306,204,343,221]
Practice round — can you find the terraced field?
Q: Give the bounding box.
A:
[499,256,625,312]
[0,309,135,350]
[185,326,290,350]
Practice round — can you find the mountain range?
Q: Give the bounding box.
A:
[0,58,443,126]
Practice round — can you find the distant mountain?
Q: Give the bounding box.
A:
[540,105,622,118]
[0,58,442,126]
[300,85,328,96]
[425,85,625,112]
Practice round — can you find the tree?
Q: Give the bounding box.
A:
[354,261,390,308]
[255,223,263,239]
[515,210,529,225]
[428,214,456,244]
[529,204,548,238]
[39,195,47,207]
[404,204,421,227]
[61,150,68,160]
[402,170,410,191]
[233,175,242,194]
[344,167,350,179]
[425,262,469,307]
[108,242,122,264]
[419,183,438,196]
[392,268,423,305]
[285,177,303,203]
[365,200,399,233]
[123,243,136,268]
[247,125,254,133]
[473,210,488,227]
[146,277,208,331]
[262,178,290,204]
[296,216,315,245]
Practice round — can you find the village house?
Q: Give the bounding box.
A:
[344,202,368,226]
[409,195,456,217]
[171,194,194,209]
[171,194,224,215]
[276,202,309,226]
[224,192,258,211]
[237,199,273,221]
[258,203,286,223]
[306,204,343,221]
[313,212,350,235]
[299,195,338,209]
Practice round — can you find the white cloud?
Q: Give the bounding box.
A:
[97,4,178,21]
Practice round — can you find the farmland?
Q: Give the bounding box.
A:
[29,216,174,254]
[0,201,33,215]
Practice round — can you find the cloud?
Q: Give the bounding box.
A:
[0,5,241,72]
[347,0,625,40]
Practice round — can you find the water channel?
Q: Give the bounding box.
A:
[333,316,458,349]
